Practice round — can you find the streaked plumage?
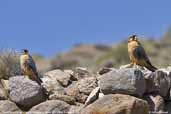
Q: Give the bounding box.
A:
[128,35,157,72]
[20,49,42,85]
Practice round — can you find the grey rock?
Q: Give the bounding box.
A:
[80,94,149,114]
[27,100,71,114]
[99,68,146,97]
[65,77,97,103]
[0,100,22,114]
[9,76,47,110]
[144,70,170,97]
[159,66,171,75]
[164,102,171,114]
[44,69,71,87]
[42,76,66,95]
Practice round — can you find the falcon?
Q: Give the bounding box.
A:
[20,49,42,85]
[128,35,157,72]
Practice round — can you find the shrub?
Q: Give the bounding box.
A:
[0,49,21,79]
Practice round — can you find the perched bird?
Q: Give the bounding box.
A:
[20,49,42,85]
[127,35,157,72]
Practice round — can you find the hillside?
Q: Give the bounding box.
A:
[49,30,171,72]
[1,29,171,79]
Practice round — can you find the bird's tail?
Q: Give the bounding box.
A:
[36,77,42,85]
[145,61,158,72]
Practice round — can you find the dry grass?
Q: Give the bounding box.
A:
[0,49,21,79]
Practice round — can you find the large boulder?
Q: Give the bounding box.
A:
[27,100,71,114]
[65,77,97,103]
[44,69,71,87]
[80,94,149,114]
[9,76,47,110]
[99,68,146,97]
[144,70,171,97]
[0,100,22,114]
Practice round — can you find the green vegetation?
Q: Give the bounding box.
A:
[0,28,171,77]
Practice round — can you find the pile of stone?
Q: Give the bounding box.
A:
[0,66,171,114]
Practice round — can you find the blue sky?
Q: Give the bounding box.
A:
[0,0,171,56]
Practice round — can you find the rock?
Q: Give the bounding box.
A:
[65,77,97,103]
[144,70,170,97]
[77,77,97,95]
[164,89,171,101]
[65,81,78,97]
[73,67,92,80]
[64,69,77,81]
[0,83,7,100]
[159,67,171,75]
[164,102,171,114]
[99,68,146,97]
[98,67,113,75]
[120,64,134,69]
[99,93,105,98]
[49,93,76,105]
[84,87,100,106]
[0,100,22,114]
[27,100,70,114]
[80,94,149,114]
[44,69,71,87]
[42,76,66,95]
[0,79,9,100]
[9,76,47,110]
[144,93,164,113]
[0,88,6,100]
[68,105,84,114]
[64,69,74,76]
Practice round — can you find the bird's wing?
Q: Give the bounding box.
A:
[133,45,150,61]
[25,55,38,76]
[133,44,157,72]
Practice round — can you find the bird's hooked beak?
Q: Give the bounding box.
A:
[128,35,138,43]
[21,49,28,54]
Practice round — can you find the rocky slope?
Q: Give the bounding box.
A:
[0,66,171,114]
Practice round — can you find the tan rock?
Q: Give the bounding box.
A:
[44,69,71,87]
[0,100,22,114]
[49,93,76,105]
[80,94,149,114]
[27,100,70,114]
